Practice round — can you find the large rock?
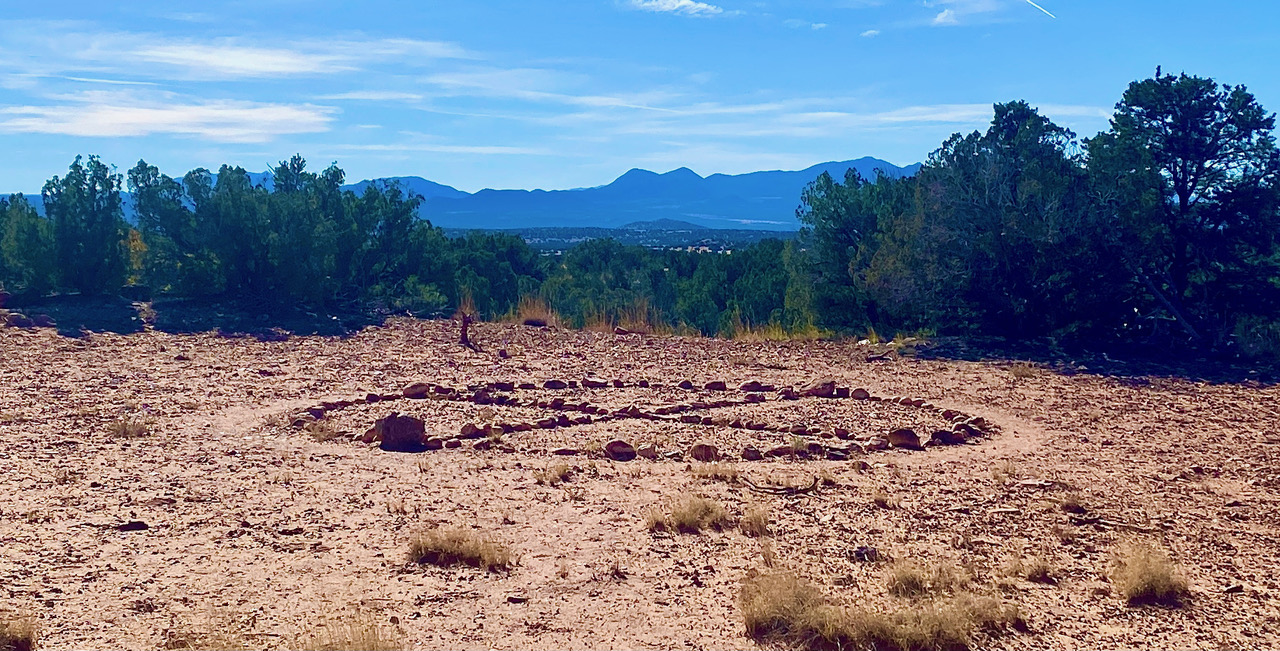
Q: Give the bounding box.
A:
[801,379,837,398]
[376,414,427,452]
[688,442,720,462]
[402,383,432,399]
[4,312,33,328]
[544,379,568,390]
[604,439,637,461]
[887,428,923,451]
[742,446,764,461]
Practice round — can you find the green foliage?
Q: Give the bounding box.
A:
[0,194,56,294]
[43,155,128,294]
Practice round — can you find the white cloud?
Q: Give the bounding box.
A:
[932,9,958,25]
[316,91,425,102]
[860,29,880,37]
[784,19,828,29]
[0,23,470,81]
[628,0,724,17]
[0,90,335,142]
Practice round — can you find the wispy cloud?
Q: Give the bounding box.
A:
[931,9,958,25]
[1023,0,1056,18]
[0,90,335,141]
[860,29,881,37]
[784,19,828,30]
[628,0,724,17]
[316,91,425,102]
[0,23,470,82]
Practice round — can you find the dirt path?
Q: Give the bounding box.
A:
[0,319,1276,649]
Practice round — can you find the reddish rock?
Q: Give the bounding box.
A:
[605,439,637,461]
[887,428,922,451]
[402,383,431,399]
[689,442,720,462]
[376,414,427,453]
[851,388,872,400]
[801,379,837,398]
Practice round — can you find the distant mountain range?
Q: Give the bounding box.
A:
[353,157,918,231]
[14,157,919,232]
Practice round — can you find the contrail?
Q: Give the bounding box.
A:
[1024,0,1056,18]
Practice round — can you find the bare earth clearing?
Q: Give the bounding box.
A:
[1,318,1278,649]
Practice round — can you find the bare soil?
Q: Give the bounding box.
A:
[1,318,1278,649]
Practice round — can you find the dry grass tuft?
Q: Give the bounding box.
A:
[511,295,560,327]
[0,617,36,651]
[741,572,1023,651]
[886,560,968,598]
[647,496,732,534]
[1059,492,1087,514]
[408,527,512,572]
[305,420,344,442]
[295,614,400,651]
[691,463,740,483]
[1112,542,1189,606]
[107,416,150,439]
[1005,553,1056,585]
[740,503,771,537]
[1007,362,1039,379]
[533,462,572,486]
[872,488,901,510]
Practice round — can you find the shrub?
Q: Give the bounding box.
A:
[886,560,968,598]
[1112,542,1189,606]
[408,527,512,572]
[647,496,731,534]
[741,572,1022,651]
[0,617,35,651]
[691,463,740,483]
[107,416,149,439]
[740,504,771,537]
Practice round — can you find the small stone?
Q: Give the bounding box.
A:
[678,379,695,390]
[612,379,626,388]
[739,381,770,392]
[703,380,727,391]
[459,423,482,438]
[424,437,445,450]
[444,439,462,449]
[638,380,650,388]
[553,447,579,456]
[583,377,609,388]
[544,379,568,390]
[834,387,850,399]
[887,428,922,451]
[637,444,659,459]
[605,439,637,461]
[117,520,149,532]
[851,388,871,400]
[365,393,381,403]
[826,448,850,461]
[765,445,793,458]
[863,437,889,451]
[834,427,851,440]
[688,442,720,462]
[402,383,432,399]
[3,313,33,328]
[801,378,837,398]
[473,439,494,451]
[1224,584,1245,594]
[742,446,764,461]
[930,429,966,445]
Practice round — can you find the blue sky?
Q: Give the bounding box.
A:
[2,1,1277,193]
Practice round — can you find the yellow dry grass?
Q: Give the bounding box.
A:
[408,527,512,572]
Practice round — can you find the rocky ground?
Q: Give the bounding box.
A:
[1,317,1278,649]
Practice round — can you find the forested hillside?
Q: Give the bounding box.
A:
[2,70,1277,356]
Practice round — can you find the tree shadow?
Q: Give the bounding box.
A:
[5,294,384,339]
[911,336,1278,387]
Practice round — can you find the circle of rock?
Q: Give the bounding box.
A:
[289,376,996,462]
